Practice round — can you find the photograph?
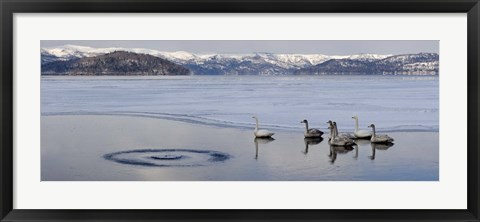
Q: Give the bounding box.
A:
[40,40,439,181]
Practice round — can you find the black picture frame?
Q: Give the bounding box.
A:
[1,0,479,221]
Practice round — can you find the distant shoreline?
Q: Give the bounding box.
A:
[41,73,439,76]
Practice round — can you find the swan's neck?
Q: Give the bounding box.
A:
[254,118,259,130]
[334,124,339,136]
[304,122,309,132]
[371,126,376,138]
[354,118,359,131]
[330,125,336,139]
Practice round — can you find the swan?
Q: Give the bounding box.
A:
[327,120,335,142]
[352,115,372,139]
[327,121,356,147]
[368,124,394,144]
[333,122,356,146]
[327,120,336,142]
[252,116,275,138]
[333,122,355,140]
[300,119,324,138]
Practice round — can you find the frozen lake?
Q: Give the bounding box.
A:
[41,75,439,181]
[41,75,439,133]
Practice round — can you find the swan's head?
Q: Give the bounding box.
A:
[352,115,358,119]
[333,122,337,126]
[252,116,258,120]
[300,119,308,124]
[326,120,333,127]
[368,124,375,128]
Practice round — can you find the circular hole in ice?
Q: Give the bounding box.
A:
[149,154,185,160]
[103,149,232,167]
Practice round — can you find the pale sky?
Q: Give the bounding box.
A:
[41,40,438,55]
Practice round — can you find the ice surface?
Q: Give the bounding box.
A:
[41,75,438,132]
[41,115,439,181]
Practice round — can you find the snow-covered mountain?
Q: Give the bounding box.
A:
[42,45,389,70]
[41,45,437,75]
[42,45,330,65]
[295,53,439,75]
[42,45,165,61]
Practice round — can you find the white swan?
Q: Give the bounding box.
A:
[368,124,394,144]
[252,116,275,138]
[327,121,355,146]
[300,119,324,138]
[352,115,372,139]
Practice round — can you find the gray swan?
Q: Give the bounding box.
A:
[368,124,394,144]
[327,120,356,147]
[333,122,355,139]
[300,119,324,138]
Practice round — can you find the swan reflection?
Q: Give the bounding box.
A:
[302,137,323,155]
[328,144,354,164]
[354,139,371,146]
[352,139,370,159]
[254,137,275,159]
[368,142,394,160]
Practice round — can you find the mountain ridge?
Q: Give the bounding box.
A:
[41,51,191,76]
[295,53,439,75]
[41,45,439,75]
[41,45,391,68]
